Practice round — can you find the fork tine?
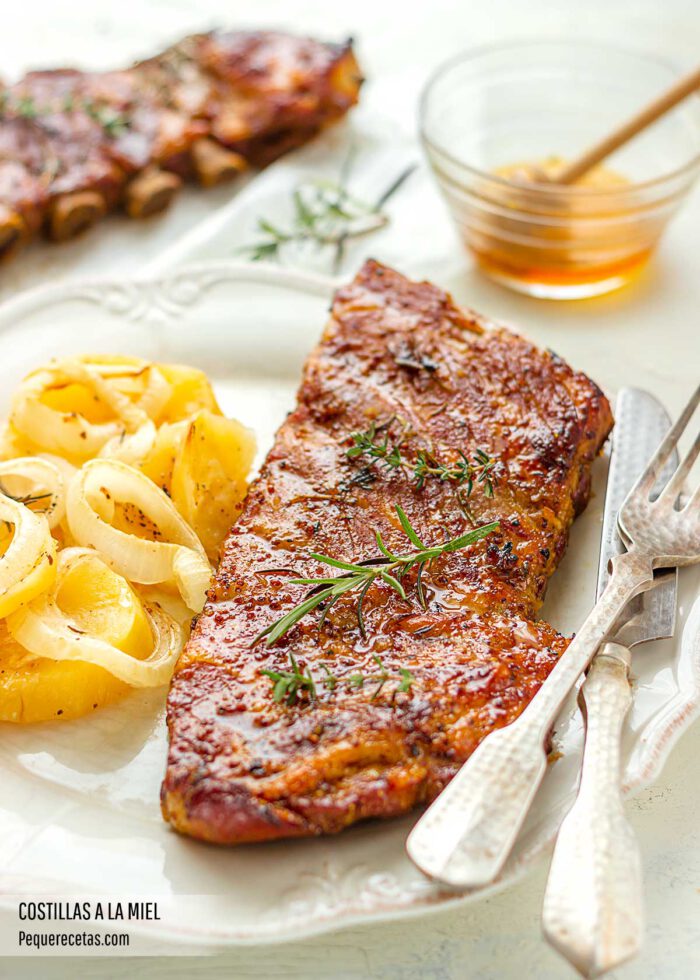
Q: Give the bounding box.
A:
[687,482,700,514]
[629,383,700,498]
[658,429,700,504]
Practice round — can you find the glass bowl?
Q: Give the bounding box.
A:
[420,40,700,299]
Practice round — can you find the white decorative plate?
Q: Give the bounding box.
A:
[0,262,698,946]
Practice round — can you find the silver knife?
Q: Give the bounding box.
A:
[542,387,678,978]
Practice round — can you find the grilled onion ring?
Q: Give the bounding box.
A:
[7,548,184,687]
[0,493,56,618]
[66,458,211,612]
[0,456,67,528]
[11,360,149,460]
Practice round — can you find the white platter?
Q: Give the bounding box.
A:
[0,261,698,946]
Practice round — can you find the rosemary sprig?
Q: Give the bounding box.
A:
[0,481,53,509]
[346,423,496,497]
[0,482,54,533]
[242,152,416,273]
[254,505,499,646]
[264,652,415,706]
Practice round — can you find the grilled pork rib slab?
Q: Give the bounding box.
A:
[162,261,612,844]
[0,31,361,255]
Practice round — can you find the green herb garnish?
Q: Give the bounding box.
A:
[1,91,130,136]
[15,95,38,119]
[254,506,499,647]
[346,419,405,472]
[0,482,53,509]
[260,652,316,706]
[263,652,415,706]
[413,448,496,496]
[346,422,496,497]
[242,150,416,273]
[82,101,130,137]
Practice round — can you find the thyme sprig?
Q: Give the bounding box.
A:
[346,419,405,472]
[261,653,316,706]
[242,152,416,272]
[346,422,496,497]
[254,505,499,647]
[414,448,496,496]
[343,655,414,701]
[263,652,415,706]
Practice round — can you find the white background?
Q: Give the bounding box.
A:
[3,1,700,977]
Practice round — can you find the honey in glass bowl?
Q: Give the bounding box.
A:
[471,157,649,297]
[420,42,700,299]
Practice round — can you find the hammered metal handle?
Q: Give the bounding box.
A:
[407,711,547,887]
[542,644,643,977]
[406,550,653,888]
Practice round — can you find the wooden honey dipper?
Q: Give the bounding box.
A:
[545,64,700,185]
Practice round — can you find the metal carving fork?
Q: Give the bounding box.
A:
[407,384,700,889]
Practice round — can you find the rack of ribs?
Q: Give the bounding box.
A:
[0,31,362,257]
[161,260,613,844]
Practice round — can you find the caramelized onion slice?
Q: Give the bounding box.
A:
[0,493,56,618]
[66,458,211,611]
[139,586,193,632]
[0,456,67,528]
[0,422,29,461]
[98,419,157,467]
[74,357,173,423]
[7,548,184,687]
[11,360,149,460]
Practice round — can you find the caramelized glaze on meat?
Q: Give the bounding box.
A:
[162,261,613,844]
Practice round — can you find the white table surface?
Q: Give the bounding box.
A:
[2,1,700,977]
